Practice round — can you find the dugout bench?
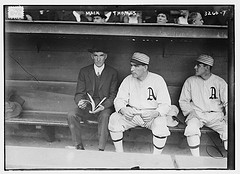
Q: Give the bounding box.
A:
[5,79,214,142]
[4,7,233,168]
[5,20,227,142]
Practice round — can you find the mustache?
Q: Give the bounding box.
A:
[131,71,136,75]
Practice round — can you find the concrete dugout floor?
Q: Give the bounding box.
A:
[5,124,227,158]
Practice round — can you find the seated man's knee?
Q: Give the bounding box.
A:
[184,123,201,137]
[152,117,170,137]
[108,112,122,132]
[67,110,80,128]
[99,109,111,120]
[67,111,77,120]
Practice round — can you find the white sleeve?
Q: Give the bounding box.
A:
[114,77,130,112]
[179,78,194,116]
[155,77,171,116]
[220,79,228,116]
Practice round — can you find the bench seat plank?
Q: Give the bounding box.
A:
[5,111,213,133]
[5,110,99,127]
[5,80,215,142]
[5,111,69,127]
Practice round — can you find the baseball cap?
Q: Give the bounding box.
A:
[131,52,150,65]
[196,54,214,66]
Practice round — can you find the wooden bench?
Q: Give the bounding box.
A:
[5,80,214,142]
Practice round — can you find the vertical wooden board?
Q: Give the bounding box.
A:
[168,86,182,105]
[5,35,228,85]
[150,54,227,85]
[5,51,92,81]
[5,80,77,112]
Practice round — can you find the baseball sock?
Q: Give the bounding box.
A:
[153,134,167,154]
[224,140,228,150]
[110,131,123,152]
[187,135,200,156]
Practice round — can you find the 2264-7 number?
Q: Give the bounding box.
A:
[204,10,227,16]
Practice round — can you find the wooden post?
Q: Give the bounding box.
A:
[227,5,235,170]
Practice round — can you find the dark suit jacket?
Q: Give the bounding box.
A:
[74,64,118,109]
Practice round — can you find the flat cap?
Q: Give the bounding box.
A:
[88,44,108,53]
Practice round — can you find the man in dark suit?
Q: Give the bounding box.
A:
[68,45,118,151]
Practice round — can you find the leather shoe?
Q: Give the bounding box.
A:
[76,143,85,150]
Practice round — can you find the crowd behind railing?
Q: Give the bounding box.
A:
[6,6,230,25]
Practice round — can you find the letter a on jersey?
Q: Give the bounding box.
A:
[209,87,218,99]
[147,87,156,100]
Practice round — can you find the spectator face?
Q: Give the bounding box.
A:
[180,10,189,17]
[157,13,168,24]
[93,16,106,23]
[91,52,107,67]
[193,13,204,25]
[130,62,147,79]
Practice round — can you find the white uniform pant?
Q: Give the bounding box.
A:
[184,111,227,141]
[108,112,170,137]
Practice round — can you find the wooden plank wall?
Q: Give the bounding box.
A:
[5,80,182,112]
[5,33,228,112]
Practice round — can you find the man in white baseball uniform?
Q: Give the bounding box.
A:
[108,52,172,154]
[179,54,228,156]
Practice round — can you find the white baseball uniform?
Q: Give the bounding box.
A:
[115,72,171,114]
[179,74,227,140]
[108,72,171,136]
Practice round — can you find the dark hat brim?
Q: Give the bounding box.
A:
[196,60,213,67]
[88,47,109,53]
[130,59,148,66]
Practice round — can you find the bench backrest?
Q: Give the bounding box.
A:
[6,80,181,113]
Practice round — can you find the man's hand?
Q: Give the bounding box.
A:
[185,110,199,122]
[89,105,104,114]
[141,110,159,122]
[78,100,87,109]
[132,115,145,126]
[120,107,137,121]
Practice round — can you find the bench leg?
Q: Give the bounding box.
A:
[41,126,55,142]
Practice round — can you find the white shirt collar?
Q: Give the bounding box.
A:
[94,64,105,76]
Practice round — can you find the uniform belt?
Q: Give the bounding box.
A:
[203,111,219,113]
